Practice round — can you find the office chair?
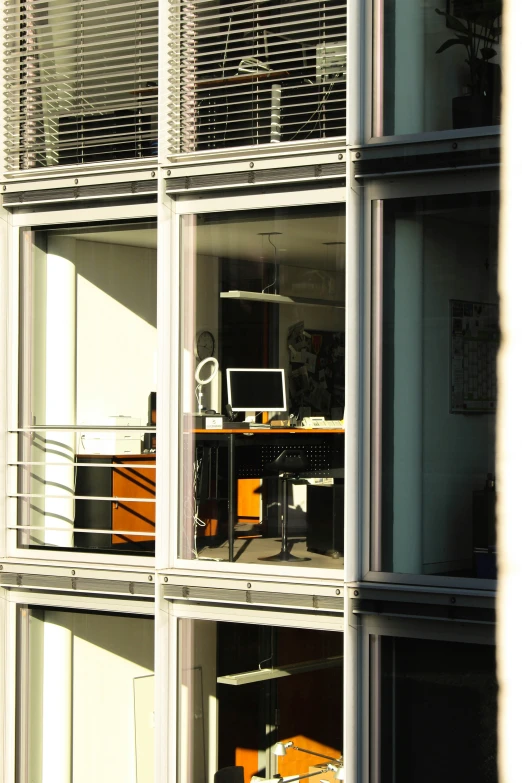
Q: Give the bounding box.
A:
[259,449,311,562]
[214,766,245,783]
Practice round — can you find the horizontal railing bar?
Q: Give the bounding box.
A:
[8,525,155,536]
[11,462,156,468]
[10,426,156,432]
[12,494,156,501]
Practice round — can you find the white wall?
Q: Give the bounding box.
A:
[75,238,157,427]
[72,613,154,783]
[27,610,154,783]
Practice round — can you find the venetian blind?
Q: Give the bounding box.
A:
[173,0,346,153]
[4,0,158,170]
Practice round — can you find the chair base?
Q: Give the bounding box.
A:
[259,550,311,562]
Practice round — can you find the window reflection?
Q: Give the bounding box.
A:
[377,192,499,578]
[181,204,346,569]
[380,0,502,136]
[376,636,497,783]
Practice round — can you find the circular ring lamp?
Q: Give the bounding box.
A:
[195,357,219,414]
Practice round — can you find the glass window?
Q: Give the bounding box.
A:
[374,191,499,579]
[373,635,497,782]
[18,607,154,783]
[178,619,344,781]
[378,0,502,137]
[17,221,157,554]
[180,203,346,570]
[4,0,158,170]
[177,0,346,152]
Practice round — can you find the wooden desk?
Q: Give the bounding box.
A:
[197,70,290,90]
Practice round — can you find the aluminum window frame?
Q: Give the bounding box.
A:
[358,608,495,783]
[363,169,500,590]
[2,586,155,783]
[166,588,351,783]
[168,182,360,582]
[5,201,164,567]
[366,0,502,145]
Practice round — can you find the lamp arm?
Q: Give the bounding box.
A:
[293,745,341,763]
[282,770,326,782]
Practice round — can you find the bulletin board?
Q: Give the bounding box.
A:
[287,322,345,418]
[450,299,499,414]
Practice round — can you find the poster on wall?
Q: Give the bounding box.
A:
[287,322,345,418]
[450,299,499,414]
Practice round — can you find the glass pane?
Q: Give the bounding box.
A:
[375,636,497,783]
[20,607,154,783]
[179,619,344,781]
[180,0,346,152]
[18,221,157,554]
[380,0,502,136]
[180,203,346,570]
[377,191,499,578]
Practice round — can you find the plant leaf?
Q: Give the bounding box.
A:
[436,37,470,55]
[435,8,469,35]
[481,47,497,60]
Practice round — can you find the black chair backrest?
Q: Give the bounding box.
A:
[214,766,245,783]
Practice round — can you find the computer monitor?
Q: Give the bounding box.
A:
[226,368,287,413]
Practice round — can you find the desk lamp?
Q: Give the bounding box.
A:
[274,741,342,765]
[195,356,219,414]
[260,764,344,782]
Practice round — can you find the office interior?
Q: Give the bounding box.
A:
[18,221,158,554]
[378,191,499,579]
[181,204,346,568]
[179,619,343,783]
[21,608,154,783]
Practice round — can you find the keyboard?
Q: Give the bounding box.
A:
[302,420,344,429]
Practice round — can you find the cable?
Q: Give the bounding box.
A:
[192,454,206,558]
[262,233,279,294]
[286,77,337,142]
[192,452,223,561]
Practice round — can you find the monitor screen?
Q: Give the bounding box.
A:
[226,369,287,412]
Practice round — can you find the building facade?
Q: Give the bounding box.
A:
[0,1,500,782]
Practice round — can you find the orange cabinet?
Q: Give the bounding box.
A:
[112,455,156,544]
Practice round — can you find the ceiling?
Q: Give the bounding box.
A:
[65,228,157,249]
[195,214,346,270]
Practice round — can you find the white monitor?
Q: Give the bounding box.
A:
[226,368,287,413]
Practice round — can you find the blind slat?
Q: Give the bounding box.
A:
[172,0,346,154]
[4,0,158,170]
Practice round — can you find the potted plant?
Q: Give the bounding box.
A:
[435,0,502,128]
